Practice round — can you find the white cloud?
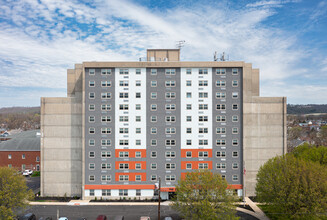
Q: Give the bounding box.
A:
[246,0,300,8]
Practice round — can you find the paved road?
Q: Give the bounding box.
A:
[25,176,40,194]
[20,205,258,220]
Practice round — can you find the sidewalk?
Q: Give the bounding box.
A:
[244,197,270,220]
[29,200,172,206]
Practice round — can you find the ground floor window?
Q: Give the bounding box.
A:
[36,164,40,171]
[119,189,128,196]
[102,189,111,196]
[90,189,94,196]
[136,189,141,196]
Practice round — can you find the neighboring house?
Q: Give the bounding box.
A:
[41,48,286,199]
[0,130,40,171]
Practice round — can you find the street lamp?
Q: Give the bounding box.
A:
[155,177,161,220]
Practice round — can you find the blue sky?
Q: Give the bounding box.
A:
[0,0,326,107]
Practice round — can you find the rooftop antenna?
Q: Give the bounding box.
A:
[176,40,185,50]
[214,51,218,61]
[220,52,229,61]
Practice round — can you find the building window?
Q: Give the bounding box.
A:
[199,140,208,145]
[186,92,192,98]
[136,116,141,122]
[165,81,176,87]
[136,104,141,110]
[232,127,238,134]
[119,152,129,158]
[89,116,95,122]
[89,176,95,182]
[216,115,226,122]
[216,80,226,87]
[89,104,95,111]
[119,175,129,182]
[102,189,111,196]
[135,80,141,86]
[199,104,208,110]
[136,92,141,98]
[216,151,226,158]
[101,128,111,134]
[186,104,192,110]
[232,68,238,75]
[119,116,128,122]
[151,175,157,181]
[199,69,208,74]
[186,163,192,169]
[90,189,95,196]
[151,116,157,122]
[216,68,226,75]
[165,175,176,181]
[186,151,192,158]
[233,163,239,169]
[151,139,157,146]
[89,151,95,158]
[36,156,40,162]
[186,140,192,145]
[119,128,129,134]
[165,104,176,110]
[232,151,239,158]
[166,92,176,99]
[8,154,11,159]
[165,163,176,170]
[216,127,226,134]
[216,92,226,99]
[232,115,238,122]
[232,80,238,87]
[151,81,157,87]
[119,189,128,196]
[216,163,226,169]
[199,92,208,98]
[136,189,141,196]
[101,139,111,146]
[101,104,111,111]
[151,151,157,158]
[232,139,238,146]
[119,69,129,75]
[101,116,111,122]
[89,81,95,87]
[199,163,208,169]
[186,69,192,74]
[151,104,157,111]
[36,164,40,171]
[101,81,111,87]
[165,69,176,75]
[101,175,111,183]
[21,164,26,170]
[232,175,238,181]
[151,127,157,134]
[135,163,141,170]
[199,128,208,133]
[166,139,176,146]
[135,151,141,158]
[216,139,226,146]
[198,151,208,158]
[101,151,111,158]
[101,92,111,99]
[89,69,95,75]
[199,116,208,122]
[101,163,111,170]
[89,126,95,133]
[119,93,129,98]
[232,104,238,110]
[119,163,129,170]
[89,163,95,170]
[151,163,157,170]
[165,127,176,134]
[89,92,95,99]
[216,104,226,110]
[119,81,129,86]
[151,69,157,75]
[119,104,129,110]
[136,69,141,74]
[119,140,129,146]
[166,116,176,122]
[165,151,176,158]
[136,128,141,134]
[186,80,192,86]
[186,116,192,122]
[232,92,238,98]
[89,139,95,146]
[151,92,157,99]
[101,69,111,75]
[186,128,192,133]
[199,80,208,86]
[135,140,141,146]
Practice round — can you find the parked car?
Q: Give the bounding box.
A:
[23,170,33,176]
[114,216,124,220]
[96,215,107,220]
[20,213,36,220]
[140,217,150,220]
[164,217,173,220]
[58,218,68,220]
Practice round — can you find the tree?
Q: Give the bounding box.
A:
[256,155,327,219]
[171,169,239,220]
[292,143,327,165]
[0,167,34,219]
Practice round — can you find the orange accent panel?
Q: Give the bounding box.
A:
[115,172,146,182]
[181,161,213,169]
[181,149,212,158]
[161,187,176,192]
[115,149,146,158]
[115,161,147,170]
[227,184,243,189]
[85,185,155,190]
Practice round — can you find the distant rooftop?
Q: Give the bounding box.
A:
[0,130,40,151]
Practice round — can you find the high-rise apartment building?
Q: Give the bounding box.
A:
[41,49,286,199]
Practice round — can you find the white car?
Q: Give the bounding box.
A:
[23,170,33,176]
[58,217,68,220]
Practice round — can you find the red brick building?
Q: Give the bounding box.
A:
[0,130,40,171]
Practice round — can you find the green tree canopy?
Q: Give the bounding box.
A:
[0,167,34,219]
[292,143,327,165]
[256,155,327,219]
[171,169,239,220]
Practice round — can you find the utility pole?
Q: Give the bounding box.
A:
[158,177,161,220]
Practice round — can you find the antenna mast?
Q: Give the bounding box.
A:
[176,40,185,50]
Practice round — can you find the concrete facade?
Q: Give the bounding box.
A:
[41,49,286,198]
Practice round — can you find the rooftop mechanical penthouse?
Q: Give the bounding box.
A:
[41,49,287,199]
